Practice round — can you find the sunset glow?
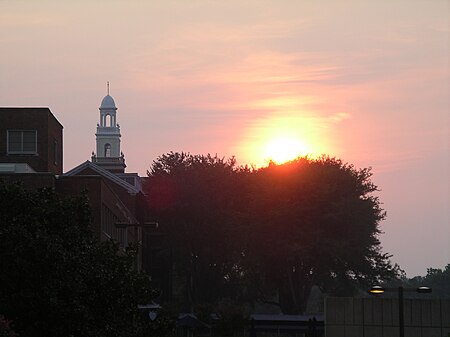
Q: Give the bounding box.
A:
[237,114,330,167]
[262,136,310,164]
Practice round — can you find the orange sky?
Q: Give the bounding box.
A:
[0,0,449,277]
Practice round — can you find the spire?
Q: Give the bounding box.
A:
[107,81,110,95]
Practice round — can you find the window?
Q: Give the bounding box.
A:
[104,143,111,157]
[7,130,37,154]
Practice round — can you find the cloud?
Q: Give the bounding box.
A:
[329,112,350,123]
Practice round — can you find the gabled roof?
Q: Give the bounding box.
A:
[63,161,140,195]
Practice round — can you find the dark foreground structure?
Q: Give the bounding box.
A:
[174,313,324,337]
[325,297,450,337]
[249,314,324,337]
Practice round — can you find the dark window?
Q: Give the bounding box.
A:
[7,130,37,154]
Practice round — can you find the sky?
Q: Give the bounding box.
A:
[1,0,449,277]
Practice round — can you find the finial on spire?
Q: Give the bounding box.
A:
[107,81,110,95]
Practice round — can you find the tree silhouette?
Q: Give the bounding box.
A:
[0,181,156,337]
[145,153,399,313]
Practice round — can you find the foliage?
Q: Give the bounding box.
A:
[404,264,450,298]
[0,181,156,337]
[242,157,399,312]
[137,307,177,337]
[0,316,17,337]
[214,299,249,337]
[146,152,244,310]
[145,152,399,313]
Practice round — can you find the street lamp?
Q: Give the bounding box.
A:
[369,285,431,337]
[368,285,384,294]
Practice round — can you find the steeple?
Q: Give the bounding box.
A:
[91,85,126,173]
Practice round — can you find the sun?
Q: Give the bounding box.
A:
[234,114,330,168]
[263,136,310,164]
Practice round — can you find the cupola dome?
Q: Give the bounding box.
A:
[100,95,116,109]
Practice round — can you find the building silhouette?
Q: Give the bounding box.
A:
[0,107,63,175]
[0,92,157,272]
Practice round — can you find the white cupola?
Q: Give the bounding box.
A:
[91,83,126,173]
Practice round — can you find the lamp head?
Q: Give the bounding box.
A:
[416,286,432,294]
[369,285,385,294]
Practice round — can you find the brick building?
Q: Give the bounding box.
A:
[0,107,63,175]
[0,99,150,269]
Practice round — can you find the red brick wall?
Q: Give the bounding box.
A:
[0,108,63,174]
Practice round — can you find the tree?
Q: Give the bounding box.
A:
[242,157,399,313]
[145,152,245,311]
[145,153,399,314]
[0,316,17,337]
[0,181,157,337]
[404,264,450,298]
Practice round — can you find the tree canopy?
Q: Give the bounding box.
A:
[146,153,243,309]
[403,264,450,298]
[145,152,399,314]
[0,181,156,337]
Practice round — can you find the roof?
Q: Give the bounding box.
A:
[63,161,140,194]
[177,314,210,329]
[0,107,64,129]
[100,95,116,110]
